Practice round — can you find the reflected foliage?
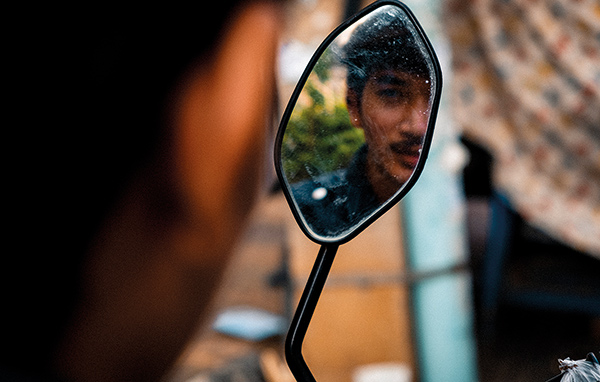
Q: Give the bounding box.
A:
[281,80,365,184]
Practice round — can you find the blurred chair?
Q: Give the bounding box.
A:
[480,192,600,333]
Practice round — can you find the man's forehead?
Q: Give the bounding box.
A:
[368,69,426,86]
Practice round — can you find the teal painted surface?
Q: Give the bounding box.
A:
[402,149,478,382]
[401,0,479,381]
[409,274,477,381]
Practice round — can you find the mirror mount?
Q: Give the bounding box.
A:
[285,244,339,382]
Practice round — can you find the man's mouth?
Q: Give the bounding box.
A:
[390,142,421,168]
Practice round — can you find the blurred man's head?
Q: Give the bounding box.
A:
[5,2,283,381]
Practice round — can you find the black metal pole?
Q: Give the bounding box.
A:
[285,244,339,382]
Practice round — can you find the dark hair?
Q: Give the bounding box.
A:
[342,8,431,99]
[3,2,265,375]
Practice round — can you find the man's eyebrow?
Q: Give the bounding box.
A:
[372,74,409,86]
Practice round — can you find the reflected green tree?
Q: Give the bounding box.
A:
[282,79,365,184]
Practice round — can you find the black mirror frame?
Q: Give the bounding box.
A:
[274,0,443,246]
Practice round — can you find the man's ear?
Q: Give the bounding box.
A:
[346,89,362,129]
[171,1,282,256]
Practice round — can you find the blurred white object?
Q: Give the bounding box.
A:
[212,306,286,341]
[353,363,412,382]
[440,142,469,175]
[279,41,315,84]
[557,353,600,382]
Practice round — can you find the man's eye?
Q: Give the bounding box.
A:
[379,89,397,97]
[377,88,406,100]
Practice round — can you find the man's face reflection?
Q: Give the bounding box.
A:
[348,69,431,200]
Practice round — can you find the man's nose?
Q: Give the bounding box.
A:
[405,101,430,134]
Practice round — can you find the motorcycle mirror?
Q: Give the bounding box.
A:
[275,0,441,245]
[274,2,441,381]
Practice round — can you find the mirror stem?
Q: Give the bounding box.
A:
[285,244,339,382]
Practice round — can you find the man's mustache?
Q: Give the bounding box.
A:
[389,134,424,156]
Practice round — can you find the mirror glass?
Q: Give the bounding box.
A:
[277,3,440,242]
